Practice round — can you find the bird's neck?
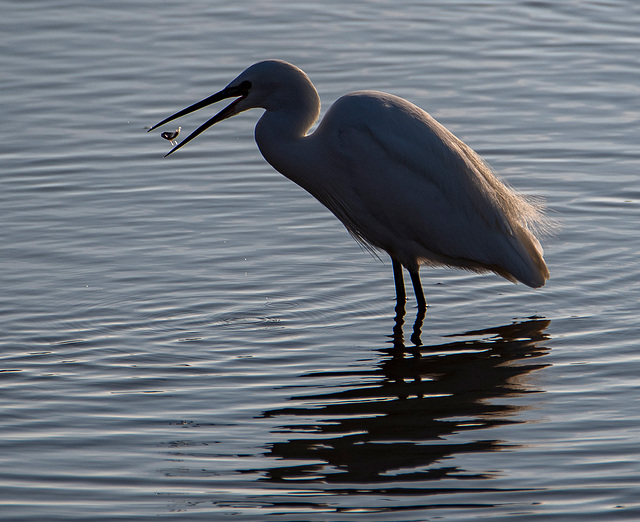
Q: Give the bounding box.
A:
[254,100,320,189]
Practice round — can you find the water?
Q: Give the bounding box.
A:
[1,0,639,519]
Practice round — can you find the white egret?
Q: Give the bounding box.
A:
[148,60,549,309]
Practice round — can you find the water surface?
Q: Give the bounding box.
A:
[1,1,639,520]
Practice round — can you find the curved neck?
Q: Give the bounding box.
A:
[254,92,321,187]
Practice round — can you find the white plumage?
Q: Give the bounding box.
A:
[149,60,549,308]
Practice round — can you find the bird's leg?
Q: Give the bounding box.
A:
[409,269,427,310]
[392,258,406,304]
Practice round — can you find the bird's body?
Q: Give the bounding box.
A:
[160,126,181,146]
[149,60,549,308]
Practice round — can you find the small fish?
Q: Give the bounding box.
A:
[161,126,181,146]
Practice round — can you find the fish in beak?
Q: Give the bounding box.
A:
[148,80,251,157]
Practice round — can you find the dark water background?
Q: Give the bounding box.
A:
[1,1,639,519]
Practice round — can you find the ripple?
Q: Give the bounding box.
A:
[2,0,640,520]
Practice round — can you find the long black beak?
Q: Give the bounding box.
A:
[148,82,250,157]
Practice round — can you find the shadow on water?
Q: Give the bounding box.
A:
[256,316,551,487]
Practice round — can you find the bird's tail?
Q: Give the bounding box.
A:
[510,226,550,288]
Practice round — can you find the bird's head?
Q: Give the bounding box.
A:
[147,60,319,157]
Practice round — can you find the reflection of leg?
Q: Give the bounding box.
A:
[411,306,426,347]
[409,268,427,310]
[392,298,406,348]
[392,258,406,304]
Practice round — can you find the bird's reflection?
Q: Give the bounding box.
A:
[392,298,426,347]
[257,317,550,485]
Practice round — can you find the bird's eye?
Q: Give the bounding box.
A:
[240,80,252,92]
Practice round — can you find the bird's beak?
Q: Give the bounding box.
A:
[148,83,250,157]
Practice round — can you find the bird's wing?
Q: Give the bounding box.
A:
[317,91,545,281]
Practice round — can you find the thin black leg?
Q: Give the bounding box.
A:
[409,268,427,310]
[391,260,426,348]
[392,258,406,304]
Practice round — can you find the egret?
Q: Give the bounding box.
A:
[148,60,549,310]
